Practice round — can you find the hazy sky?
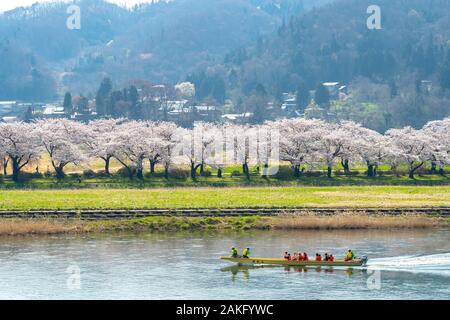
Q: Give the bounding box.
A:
[0,0,156,12]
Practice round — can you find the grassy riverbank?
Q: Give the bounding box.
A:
[1,171,450,189]
[0,186,449,210]
[0,214,447,236]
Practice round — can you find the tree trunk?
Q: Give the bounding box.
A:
[164,165,169,179]
[149,160,156,175]
[217,168,222,178]
[137,159,144,179]
[55,166,65,180]
[104,157,110,175]
[408,162,424,179]
[190,163,196,180]
[430,161,437,174]
[243,163,250,180]
[262,163,269,178]
[293,164,301,178]
[11,158,20,182]
[439,166,445,176]
[3,158,8,176]
[367,163,374,177]
[327,166,332,178]
[341,159,350,175]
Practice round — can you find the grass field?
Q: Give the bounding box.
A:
[0,186,449,210]
[1,172,450,190]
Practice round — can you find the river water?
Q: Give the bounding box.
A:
[0,229,449,299]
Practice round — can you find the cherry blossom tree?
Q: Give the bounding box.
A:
[386,127,437,179]
[179,123,217,180]
[0,122,41,181]
[156,122,182,179]
[85,119,123,175]
[313,122,348,178]
[422,118,450,175]
[113,121,153,179]
[34,119,87,179]
[274,118,324,177]
[348,124,387,177]
[229,124,262,179]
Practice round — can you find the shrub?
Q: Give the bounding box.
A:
[231,170,242,177]
[116,166,137,178]
[168,167,190,179]
[96,170,109,177]
[335,170,360,176]
[303,171,324,177]
[274,166,294,180]
[69,173,81,179]
[201,170,212,177]
[83,169,96,178]
[19,171,43,180]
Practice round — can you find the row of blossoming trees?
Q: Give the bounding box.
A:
[0,117,449,182]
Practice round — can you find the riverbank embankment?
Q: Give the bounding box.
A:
[0,207,448,236]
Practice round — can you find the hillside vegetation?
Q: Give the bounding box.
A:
[0,0,329,100]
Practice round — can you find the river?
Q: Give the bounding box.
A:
[0,228,449,299]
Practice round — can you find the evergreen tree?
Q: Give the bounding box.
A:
[438,62,450,91]
[296,82,309,112]
[128,85,142,119]
[63,92,73,115]
[23,106,33,122]
[96,78,113,116]
[314,83,330,108]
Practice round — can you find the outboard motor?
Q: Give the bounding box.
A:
[361,255,368,266]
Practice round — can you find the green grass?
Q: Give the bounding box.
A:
[0,186,449,210]
[86,216,264,232]
[1,170,450,190]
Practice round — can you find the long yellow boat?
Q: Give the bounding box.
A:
[220,256,368,267]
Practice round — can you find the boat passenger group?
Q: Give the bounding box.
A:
[231,247,356,261]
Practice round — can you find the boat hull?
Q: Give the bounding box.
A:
[220,256,368,267]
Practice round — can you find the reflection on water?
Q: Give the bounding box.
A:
[221,265,358,283]
[0,228,449,299]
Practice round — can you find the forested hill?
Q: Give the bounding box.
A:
[219,0,450,130]
[0,0,331,101]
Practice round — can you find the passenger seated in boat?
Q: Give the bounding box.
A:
[242,247,250,258]
[303,252,308,261]
[329,254,334,262]
[297,253,304,261]
[324,253,329,261]
[284,252,291,260]
[345,249,355,261]
[231,247,238,258]
[315,253,322,262]
[292,252,298,260]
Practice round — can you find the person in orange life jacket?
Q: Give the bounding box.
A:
[329,254,335,262]
[303,252,309,261]
[292,252,298,260]
[297,252,304,261]
[315,253,322,262]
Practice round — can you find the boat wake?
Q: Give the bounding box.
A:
[366,253,450,277]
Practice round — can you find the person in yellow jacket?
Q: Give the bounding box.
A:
[231,247,238,258]
[242,247,250,258]
[345,249,355,261]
